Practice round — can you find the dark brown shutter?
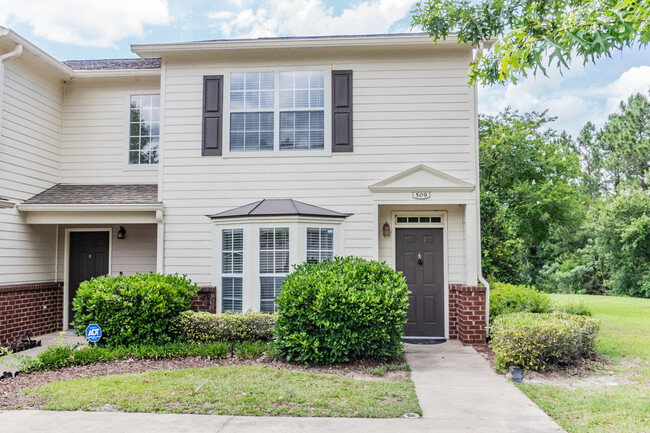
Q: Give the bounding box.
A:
[202,75,223,156]
[331,70,353,152]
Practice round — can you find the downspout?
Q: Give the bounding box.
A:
[0,42,24,148]
[472,43,490,334]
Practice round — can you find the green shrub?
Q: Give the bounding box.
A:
[274,256,409,364]
[489,282,552,321]
[20,342,229,372]
[178,311,276,343]
[554,301,592,316]
[71,273,199,347]
[490,312,600,372]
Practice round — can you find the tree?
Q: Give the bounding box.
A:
[479,109,584,282]
[412,0,650,84]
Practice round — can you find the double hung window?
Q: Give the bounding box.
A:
[306,227,334,264]
[222,229,243,313]
[259,228,289,313]
[229,71,325,152]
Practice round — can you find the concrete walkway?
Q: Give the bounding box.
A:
[0,331,86,375]
[0,341,564,432]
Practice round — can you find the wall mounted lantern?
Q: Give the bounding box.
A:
[383,221,391,237]
[117,226,126,240]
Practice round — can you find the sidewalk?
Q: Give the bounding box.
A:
[0,341,565,432]
[0,331,85,375]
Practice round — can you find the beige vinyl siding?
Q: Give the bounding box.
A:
[161,49,477,285]
[56,224,157,278]
[0,57,62,285]
[60,77,160,184]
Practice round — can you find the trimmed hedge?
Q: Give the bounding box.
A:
[489,282,552,321]
[72,273,199,347]
[274,257,409,364]
[20,341,230,372]
[177,311,276,343]
[490,312,600,372]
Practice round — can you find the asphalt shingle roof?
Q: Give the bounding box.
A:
[23,184,159,205]
[63,58,161,70]
[208,199,351,219]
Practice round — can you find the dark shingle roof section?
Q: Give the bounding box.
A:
[63,58,161,70]
[208,199,351,219]
[23,184,159,205]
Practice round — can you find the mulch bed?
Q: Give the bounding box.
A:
[0,356,408,410]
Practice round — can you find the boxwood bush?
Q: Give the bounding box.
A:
[71,273,198,347]
[490,312,600,372]
[178,311,276,343]
[274,257,409,364]
[489,282,552,321]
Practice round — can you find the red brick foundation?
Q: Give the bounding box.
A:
[192,286,216,313]
[0,282,64,345]
[449,284,487,345]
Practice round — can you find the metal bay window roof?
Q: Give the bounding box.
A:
[208,199,351,220]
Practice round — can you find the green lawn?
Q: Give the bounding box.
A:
[27,365,421,418]
[518,294,650,433]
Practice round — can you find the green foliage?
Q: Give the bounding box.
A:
[71,273,199,347]
[412,0,650,85]
[20,341,230,372]
[178,311,276,343]
[490,312,600,371]
[0,346,11,357]
[274,257,409,364]
[489,282,553,321]
[234,341,269,359]
[554,301,592,316]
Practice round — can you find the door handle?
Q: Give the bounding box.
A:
[417,253,423,265]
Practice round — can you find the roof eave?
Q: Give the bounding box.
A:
[207,212,351,220]
[17,203,163,212]
[132,33,466,58]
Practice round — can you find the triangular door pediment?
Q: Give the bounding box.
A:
[369,164,475,193]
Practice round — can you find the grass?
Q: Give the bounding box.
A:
[27,365,421,418]
[518,294,650,433]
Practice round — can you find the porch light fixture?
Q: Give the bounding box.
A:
[117,226,126,240]
[383,221,391,237]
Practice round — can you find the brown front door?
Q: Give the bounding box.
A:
[68,231,109,326]
[396,228,445,337]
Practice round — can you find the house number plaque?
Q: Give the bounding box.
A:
[412,192,431,200]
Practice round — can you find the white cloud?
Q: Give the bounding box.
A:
[0,0,170,48]
[211,0,415,38]
[479,63,650,137]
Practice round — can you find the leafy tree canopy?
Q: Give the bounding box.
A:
[412,0,650,84]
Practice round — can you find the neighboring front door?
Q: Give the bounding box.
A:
[68,231,109,326]
[396,228,445,337]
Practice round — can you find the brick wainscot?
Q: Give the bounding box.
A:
[449,284,487,345]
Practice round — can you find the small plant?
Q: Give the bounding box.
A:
[72,273,199,347]
[490,312,600,372]
[554,301,592,316]
[178,311,276,344]
[275,257,409,364]
[0,346,11,357]
[489,282,552,321]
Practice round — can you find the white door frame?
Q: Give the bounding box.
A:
[63,228,112,329]
[391,210,449,339]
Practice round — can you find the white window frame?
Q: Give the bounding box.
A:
[222,66,332,158]
[126,93,161,166]
[259,227,290,313]
[221,228,244,313]
[305,226,335,264]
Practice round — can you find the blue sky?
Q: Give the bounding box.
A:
[1,0,648,136]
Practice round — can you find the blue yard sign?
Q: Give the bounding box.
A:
[85,324,102,343]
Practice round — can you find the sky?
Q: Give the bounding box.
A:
[0,0,648,137]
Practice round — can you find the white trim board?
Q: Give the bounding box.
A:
[369,164,475,193]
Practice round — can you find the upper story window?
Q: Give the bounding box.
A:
[229,71,325,152]
[129,94,160,164]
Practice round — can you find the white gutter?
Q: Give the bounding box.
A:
[0,26,73,78]
[16,203,163,212]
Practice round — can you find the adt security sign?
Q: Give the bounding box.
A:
[85,324,102,343]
